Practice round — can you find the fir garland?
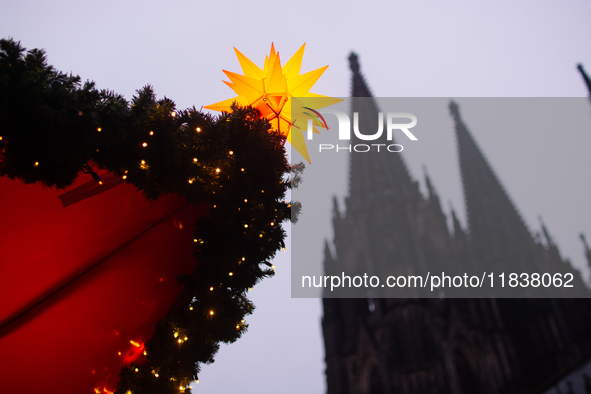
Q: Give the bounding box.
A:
[0,38,302,393]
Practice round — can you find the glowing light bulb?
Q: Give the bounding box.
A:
[189,306,193,310]
[242,257,245,261]
[135,368,139,373]
[241,168,245,172]
[271,265,275,269]
[261,190,264,193]
[210,286,214,291]
[34,162,39,167]
[215,168,220,173]
[188,179,194,184]
[142,142,148,147]
[143,350,147,356]
[259,234,263,238]
[209,310,214,315]
[270,222,274,226]
[244,224,248,228]
[97,127,102,132]
[98,181,103,185]
[193,158,198,163]
[196,127,201,132]
[174,332,179,338]
[184,336,188,341]
[171,112,176,117]
[213,205,217,208]
[118,351,121,356]
[178,339,182,343]
[229,151,233,155]
[236,325,240,329]
[194,239,198,243]
[149,131,154,135]
[155,373,159,378]
[122,175,127,179]
[244,199,248,203]
[229,272,233,276]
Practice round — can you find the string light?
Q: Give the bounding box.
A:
[171,111,176,117]
[97,127,102,132]
[189,306,193,310]
[244,199,248,203]
[259,234,263,238]
[122,175,127,180]
[174,332,179,338]
[143,350,147,356]
[229,151,233,155]
[193,158,198,163]
[236,325,240,329]
[178,339,183,344]
[210,287,214,291]
[229,272,233,276]
[142,142,148,147]
[149,131,154,135]
[271,265,275,269]
[184,336,188,341]
[261,190,264,193]
[34,162,39,167]
[215,168,220,173]
[242,257,245,261]
[209,310,214,315]
[188,179,194,184]
[244,224,248,228]
[270,222,274,226]
[241,168,245,172]
[196,127,201,132]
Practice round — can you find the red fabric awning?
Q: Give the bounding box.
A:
[0,171,205,393]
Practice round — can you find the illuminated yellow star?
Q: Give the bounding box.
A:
[205,44,341,163]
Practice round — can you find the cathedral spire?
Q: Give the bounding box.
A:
[581,233,591,272]
[349,52,372,97]
[450,101,535,269]
[346,52,417,213]
[577,63,591,100]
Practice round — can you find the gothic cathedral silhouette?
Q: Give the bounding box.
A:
[322,54,591,394]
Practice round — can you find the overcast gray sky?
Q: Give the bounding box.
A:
[2,1,591,393]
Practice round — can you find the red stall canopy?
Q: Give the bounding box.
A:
[0,171,205,393]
